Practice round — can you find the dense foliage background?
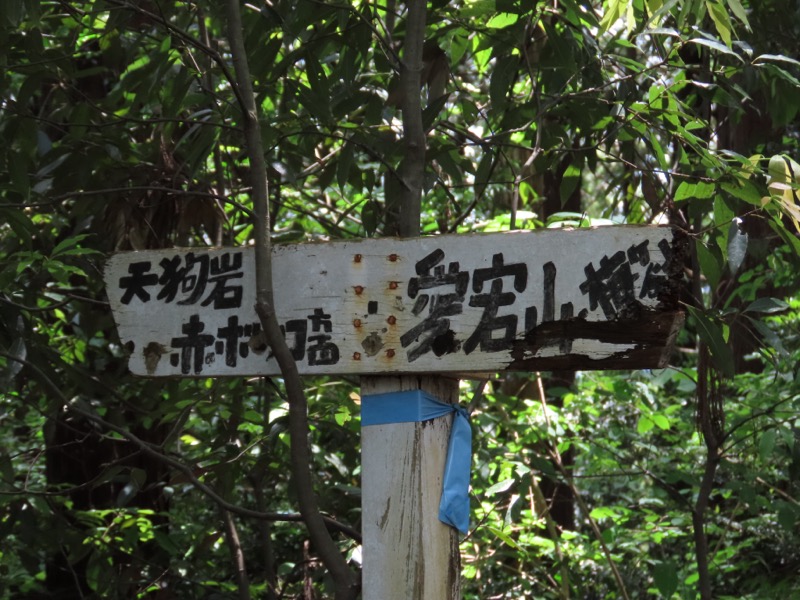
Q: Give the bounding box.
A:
[1,0,799,598]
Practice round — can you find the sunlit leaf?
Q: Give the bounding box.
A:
[705,0,733,47]
[599,0,627,34]
[688,37,742,60]
[753,54,800,68]
[726,218,748,274]
[744,298,790,314]
[486,13,518,28]
[637,415,655,434]
[486,478,515,495]
[652,413,670,430]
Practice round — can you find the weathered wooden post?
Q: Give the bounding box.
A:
[105,225,685,599]
[361,375,461,598]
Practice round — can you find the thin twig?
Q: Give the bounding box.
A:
[222,508,253,600]
[529,476,570,599]
[49,186,254,218]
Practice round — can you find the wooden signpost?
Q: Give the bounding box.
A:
[105,225,685,599]
[106,226,684,378]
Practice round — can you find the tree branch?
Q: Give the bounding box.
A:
[693,344,721,600]
[222,508,252,600]
[397,0,428,237]
[223,2,358,598]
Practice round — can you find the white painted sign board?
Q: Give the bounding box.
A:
[104,226,684,377]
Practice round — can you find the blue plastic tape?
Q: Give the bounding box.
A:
[361,390,472,534]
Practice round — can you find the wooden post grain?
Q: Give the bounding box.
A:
[361,375,461,599]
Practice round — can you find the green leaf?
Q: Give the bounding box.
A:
[0,207,35,239]
[726,0,750,30]
[51,234,92,258]
[769,216,800,257]
[0,320,26,385]
[3,0,24,26]
[0,454,14,483]
[688,37,742,60]
[361,199,380,237]
[652,413,670,430]
[337,141,354,190]
[422,93,450,132]
[474,150,495,199]
[695,240,721,290]
[487,526,519,548]
[559,163,581,207]
[116,481,140,507]
[637,415,655,434]
[694,181,718,199]
[753,54,800,69]
[486,478,515,495]
[705,0,733,47]
[673,181,692,202]
[489,55,518,110]
[599,0,627,34]
[745,317,788,359]
[589,506,620,520]
[530,456,557,478]
[675,180,716,202]
[777,502,799,532]
[486,13,518,28]
[714,195,735,228]
[759,430,776,461]
[646,27,681,38]
[626,0,636,32]
[726,219,748,274]
[434,148,465,184]
[744,298,789,314]
[654,560,679,597]
[8,152,30,198]
[720,179,761,205]
[686,306,735,378]
[334,407,351,426]
[547,212,587,227]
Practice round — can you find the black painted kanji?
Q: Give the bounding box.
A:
[119,261,158,304]
[308,308,333,333]
[638,239,671,300]
[401,249,469,362]
[626,240,651,266]
[305,309,338,365]
[170,314,215,375]
[156,255,191,303]
[579,250,640,319]
[201,252,244,309]
[155,252,244,308]
[283,319,308,361]
[463,253,527,354]
[307,334,339,365]
[214,315,258,368]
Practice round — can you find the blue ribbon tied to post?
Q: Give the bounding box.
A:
[361,390,472,534]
